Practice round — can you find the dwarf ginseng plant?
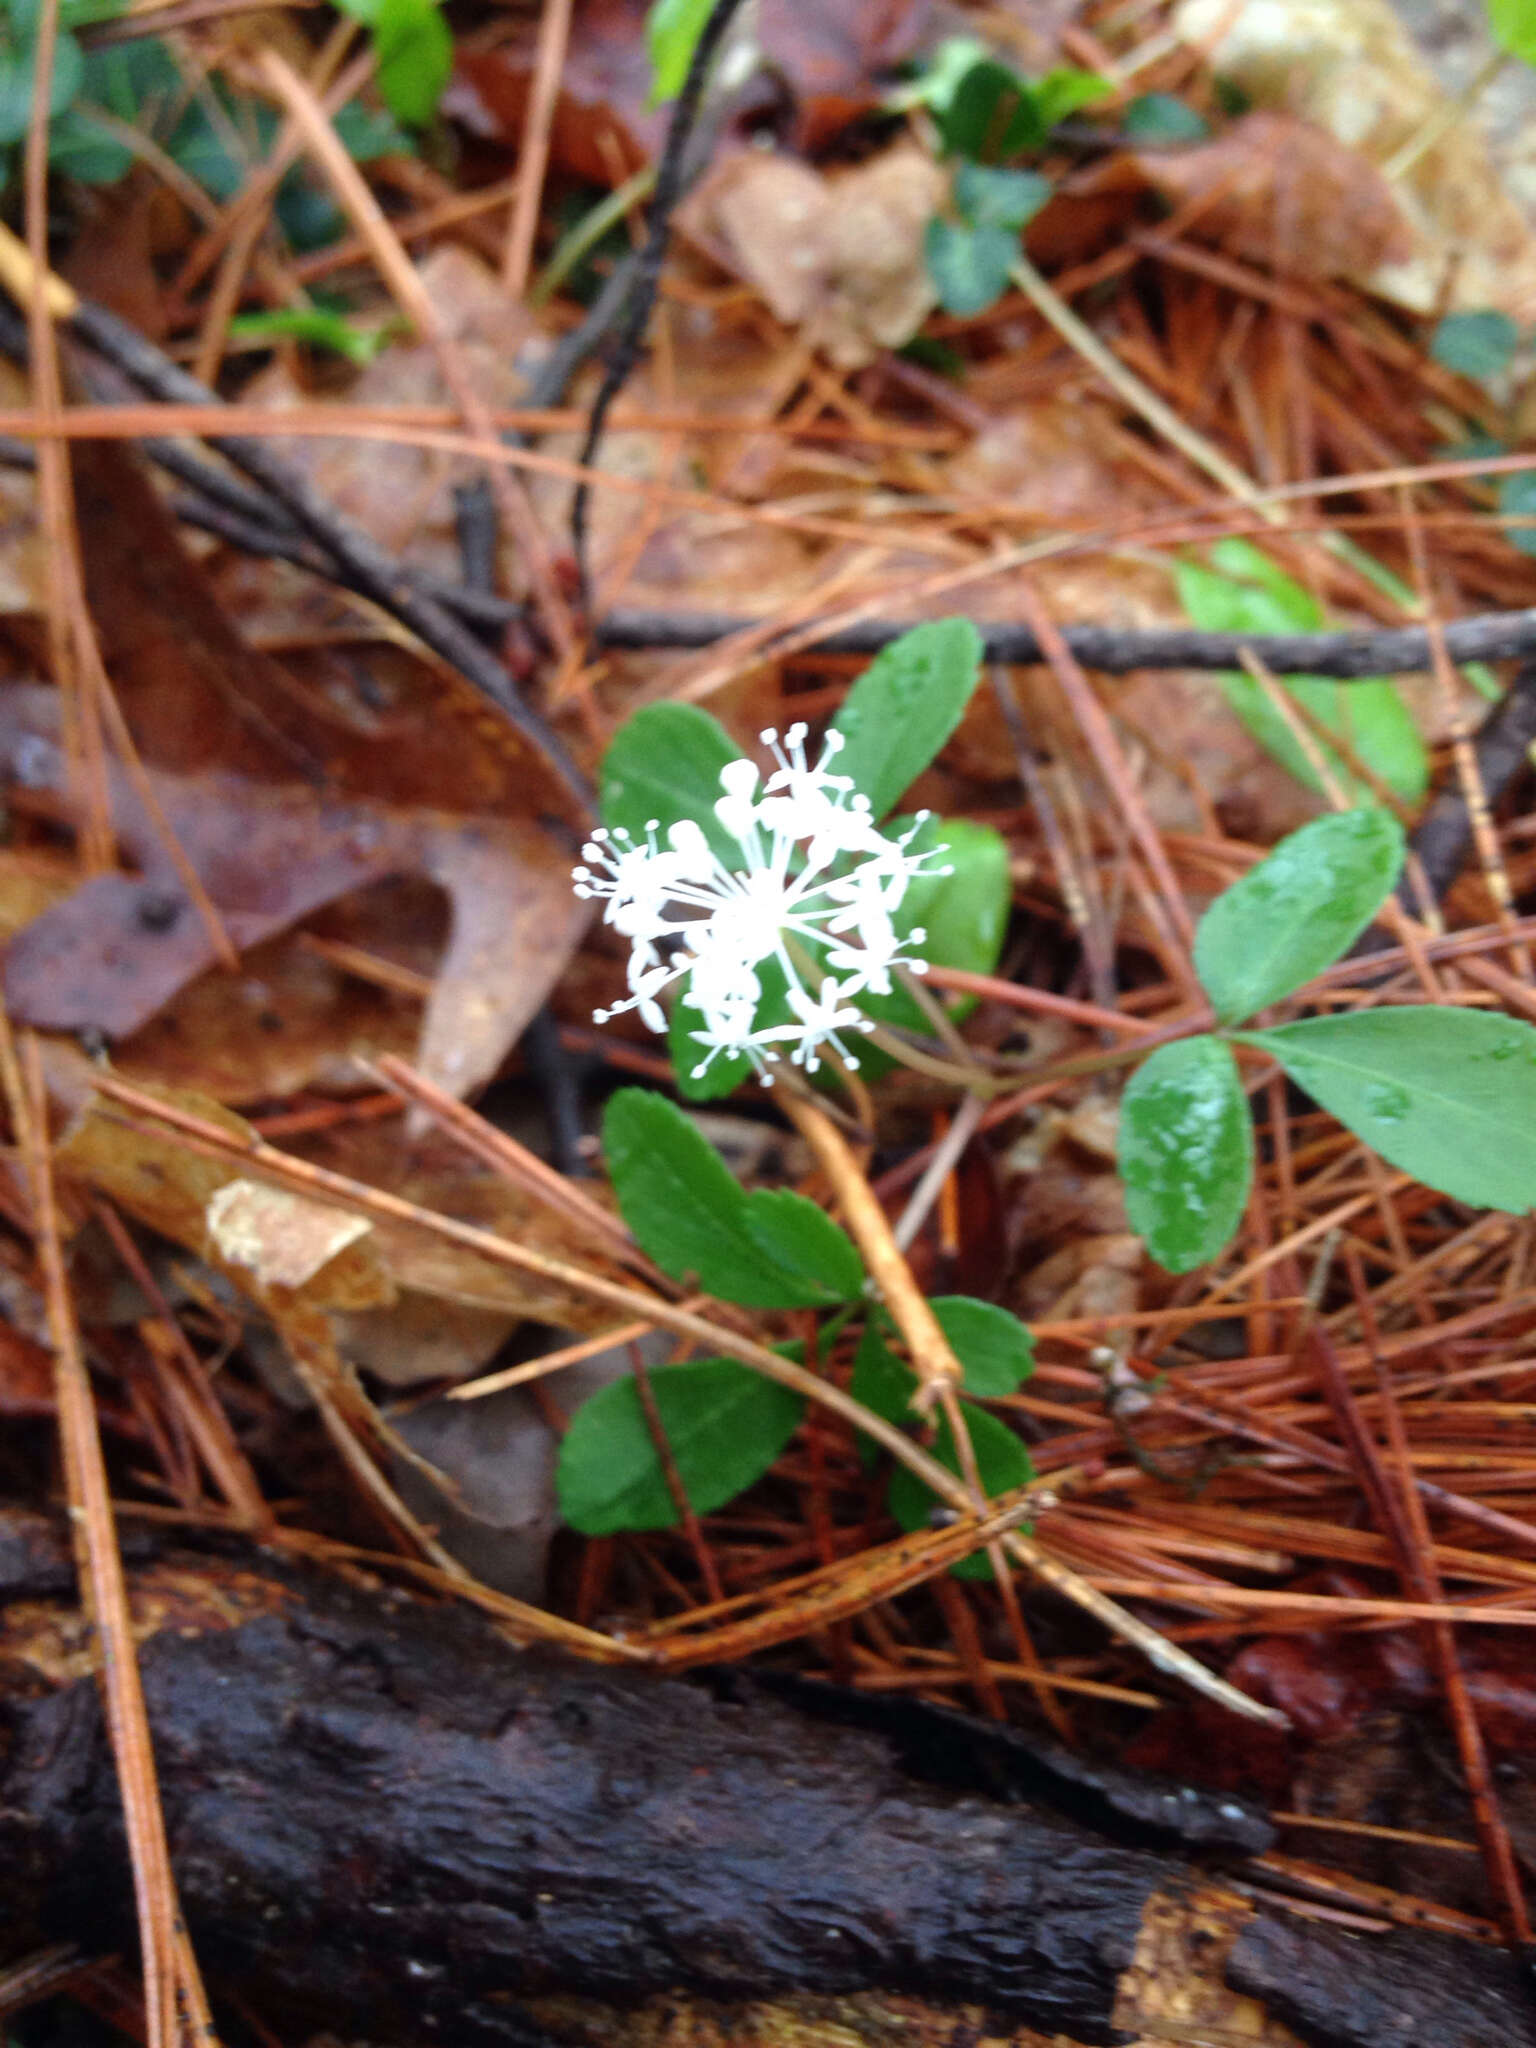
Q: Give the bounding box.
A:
[556,618,1536,1545]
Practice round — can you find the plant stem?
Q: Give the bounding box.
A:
[779,1082,965,1412]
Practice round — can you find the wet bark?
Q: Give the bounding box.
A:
[1,1520,1531,2048]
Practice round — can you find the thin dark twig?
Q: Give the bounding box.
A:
[0,414,525,631]
[0,294,592,815]
[453,475,500,617]
[569,0,750,607]
[1409,656,1536,904]
[596,603,1536,681]
[169,486,522,630]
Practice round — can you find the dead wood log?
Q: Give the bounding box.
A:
[1,1514,1531,2048]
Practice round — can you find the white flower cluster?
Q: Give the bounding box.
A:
[574,725,951,1083]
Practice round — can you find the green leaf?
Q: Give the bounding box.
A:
[850,1318,919,1429]
[953,160,1051,230]
[938,57,1045,159]
[855,815,1010,1052]
[1488,0,1536,64]
[57,0,128,26]
[274,167,346,254]
[1123,91,1209,141]
[80,35,178,123]
[556,1358,803,1533]
[925,216,1016,315]
[370,0,451,126]
[1430,308,1520,381]
[886,34,989,116]
[1499,471,1536,558]
[1235,1007,1536,1213]
[334,0,449,125]
[1118,1036,1253,1273]
[742,1187,865,1303]
[166,95,251,201]
[227,306,397,364]
[670,812,1007,1098]
[888,1402,1035,1578]
[850,1299,1033,1427]
[667,974,756,1102]
[931,1296,1035,1394]
[1194,808,1405,1024]
[332,97,414,160]
[602,1088,862,1305]
[0,29,82,146]
[1032,66,1112,124]
[1174,543,1428,804]
[47,104,131,182]
[645,0,712,104]
[599,701,743,859]
[829,619,983,818]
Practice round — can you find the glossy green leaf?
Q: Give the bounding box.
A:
[335,0,449,125]
[671,812,1007,1099]
[741,1188,865,1302]
[1499,471,1536,558]
[79,34,177,122]
[1118,1035,1253,1274]
[925,216,1016,315]
[602,1088,862,1305]
[931,1296,1035,1395]
[598,700,743,859]
[937,57,1045,159]
[1194,808,1405,1023]
[645,0,712,103]
[862,815,1009,1019]
[668,967,756,1103]
[1430,308,1520,381]
[953,160,1051,230]
[1032,66,1112,124]
[332,97,414,160]
[46,105,132,182]
[371,0,451,125]
[1236,1007,1536,1213]
[850,1319,919,1433]
[0,30,82,145]
[1123,92,1209,141]
[557,1359,803,1533]
[888,1401,1035,1578]
[850,1299,1033,1426]
[1174,542,1428,804]
[829,619,983,818]
[1488,0,1536,64]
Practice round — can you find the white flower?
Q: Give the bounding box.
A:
[574,724,951,1083]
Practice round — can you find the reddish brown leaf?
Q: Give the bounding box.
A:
[1123,111,1411,282]
[0,686,585,1101]
[447,0,935,179]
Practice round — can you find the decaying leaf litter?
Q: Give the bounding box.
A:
[7,0,1536,2034]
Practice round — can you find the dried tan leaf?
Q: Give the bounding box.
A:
[692,142,946,366]
[1127,111,1411,282]
[207,1179,372,1293]
[1176,0,1536,315]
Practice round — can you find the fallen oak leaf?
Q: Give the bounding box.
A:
[1118,110,1411,283]
[0,685,587,1102]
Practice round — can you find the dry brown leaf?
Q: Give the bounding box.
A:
[446,0,935,177]
[690,142,946,367]
[1176,0,1536,315]
[207,1179,373,1292]
[0,684,586,1103]
[300,1117,633,1347]
[57,1086,396,1316]
[1126,111,1411,282]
